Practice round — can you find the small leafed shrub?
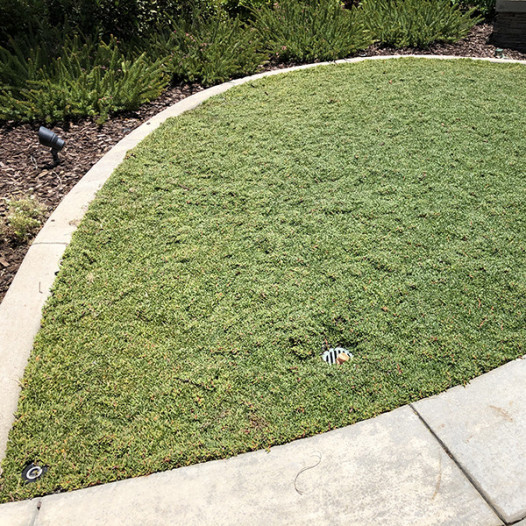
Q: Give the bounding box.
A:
[147,9,265,86]
[360,0,480,49]
[1,197,46,244]
[0,36,168,124]
[221,0,273,17]
[0,0,225,46]
[253,0,372,63]
[452,0,496,17]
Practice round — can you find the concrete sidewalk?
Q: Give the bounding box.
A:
[1,357,526,525]
[1,55,525,525]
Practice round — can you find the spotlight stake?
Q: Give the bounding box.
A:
[38,126,65,165]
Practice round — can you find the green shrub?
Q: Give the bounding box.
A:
[1,197,46,244]
[0,1,38,48]
[96,0,227,39]
[452,0,496,17]
[0,0,225,46]
[0,36,168,124]
[253,0,372,63]
[146,9,265,86]
[221,0,272,17]
[360,0,481,48]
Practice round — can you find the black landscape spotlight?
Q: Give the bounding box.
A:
[38,126,65,164]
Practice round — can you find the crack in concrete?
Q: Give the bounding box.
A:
[28,500,41,526]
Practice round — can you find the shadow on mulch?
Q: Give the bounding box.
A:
[0,22,524,303]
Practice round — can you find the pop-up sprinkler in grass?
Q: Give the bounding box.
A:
[38,126,65,165]
[322,346,353,365]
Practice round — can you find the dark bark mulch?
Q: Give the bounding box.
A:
[364,23,526,60]
[1,23,525,303]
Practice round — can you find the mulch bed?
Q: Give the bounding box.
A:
[1,22,525,302]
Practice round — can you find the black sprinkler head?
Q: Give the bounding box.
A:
[38,126,65,164]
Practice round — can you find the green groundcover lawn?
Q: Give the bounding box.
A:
[2,58,525,501]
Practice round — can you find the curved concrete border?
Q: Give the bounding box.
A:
[0,55,525,523]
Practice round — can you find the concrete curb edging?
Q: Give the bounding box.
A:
[0,55,525,524]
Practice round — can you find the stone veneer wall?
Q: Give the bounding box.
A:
[492,0,526,51]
